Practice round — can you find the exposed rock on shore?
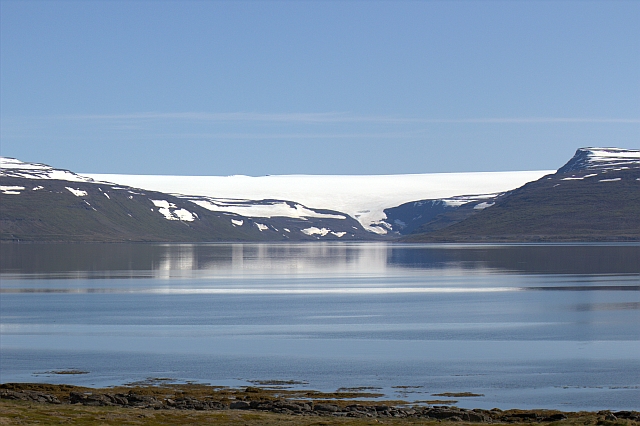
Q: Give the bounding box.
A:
[2,385,638,423]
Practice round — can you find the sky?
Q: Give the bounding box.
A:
[1,0,638,176]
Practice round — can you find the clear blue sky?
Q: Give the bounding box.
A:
[1,0,638,175]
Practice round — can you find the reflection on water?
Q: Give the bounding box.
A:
[1,242,639,410]
[1,243,392,279]
[2,242,639,279]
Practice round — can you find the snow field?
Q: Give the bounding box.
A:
[86,171,552,232]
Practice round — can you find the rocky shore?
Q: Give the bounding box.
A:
[1,383,638,424]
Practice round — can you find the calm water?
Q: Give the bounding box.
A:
[1,243,639,410]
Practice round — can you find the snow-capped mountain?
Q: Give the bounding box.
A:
[4,147,636,242]
[384,147,640,236]
[1,157,97,183]
[403,147,640,242]
[85,170,550,234]
[557,147,640,174]
[382,193,503,235]
[0,157,372,242]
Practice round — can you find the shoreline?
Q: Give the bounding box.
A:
[2,382,638,425]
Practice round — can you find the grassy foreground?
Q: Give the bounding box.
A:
[0,383,637,426]
[1,400,635,426]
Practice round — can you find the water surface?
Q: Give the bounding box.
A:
[1,243,638,410]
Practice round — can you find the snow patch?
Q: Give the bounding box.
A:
[331,231,347,237]
[599,178,622,182]
[151,199,175,209]
[562,173,598,181]
[474,202,495,210]
[173,208,195,221]
[66,187,88,197]
[103,192,110,199]
[150,199,195,221]
[1,185,25,195]
[231,219,244,226]
[442,199,470,207]
[32,186,44,191]
[301,227,331,236]
[189,199,345,220]
[255,223,269,231]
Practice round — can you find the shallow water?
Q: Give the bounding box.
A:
[1,242,639,410]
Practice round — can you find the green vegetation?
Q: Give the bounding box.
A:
[2,382,638,426]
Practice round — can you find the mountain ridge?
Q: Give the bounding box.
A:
[0,158,374,242]
[2,147,638,242]
[401,147,640,242]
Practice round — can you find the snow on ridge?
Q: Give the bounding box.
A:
[190,198,346,220]
[86,171,551,233]
[587,147,640,160]
[557,148,640,174]
[1,157,97,183]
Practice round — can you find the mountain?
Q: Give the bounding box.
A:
[382,193,502,235]
[4,148,635,243]
[0,158,372,242]
[402,147,640,242]
[84,170,549,235]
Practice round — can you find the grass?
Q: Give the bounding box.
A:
[1,383,637,426]
[1,399,636,426]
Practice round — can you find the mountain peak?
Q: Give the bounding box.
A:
[556,147,640,174]
[0,157,95,183]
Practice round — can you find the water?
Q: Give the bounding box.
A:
[1,242,638,410]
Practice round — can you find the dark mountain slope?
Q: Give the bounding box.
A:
[0,177,372,243]
[0,158,373,242]
[1,177,266,242]
[403,148,640,242]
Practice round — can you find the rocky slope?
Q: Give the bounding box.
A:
[0,158,372,242]
[403,147,640,242]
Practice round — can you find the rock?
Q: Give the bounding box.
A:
[207,401,227,410]
[543,413,568,421]
[314,403,339,412]
[613,411,640,420]
[466,411,490,422]
[428,408,468,420]
[230,400,251,409]
[125,393,162,408]
[69,392,114,406]
[0,390,61,404]
[507,412,540,421]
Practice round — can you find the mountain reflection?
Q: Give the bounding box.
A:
[1,242,639,278]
